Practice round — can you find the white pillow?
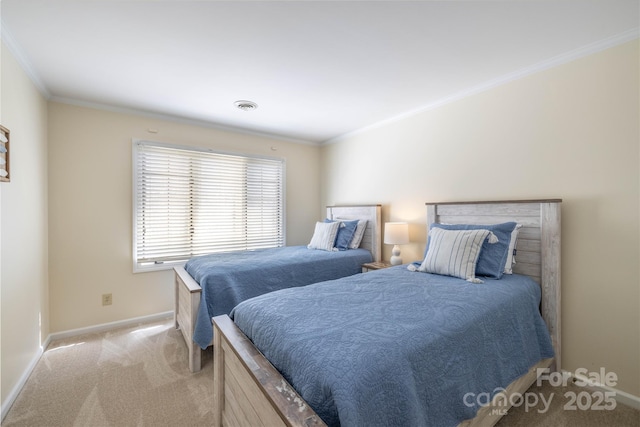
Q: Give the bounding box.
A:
[503,224,522,274]
[308,221,340,251]
[419,227,490,283]
[348,220,368,249]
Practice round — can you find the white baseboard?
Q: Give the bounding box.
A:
[47,311,173,343]
[567,370,640,411]
[1,335,50,421]
[1,311,174,421]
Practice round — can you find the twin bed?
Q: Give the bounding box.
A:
[211,199,562,427]
[174,205,382,372]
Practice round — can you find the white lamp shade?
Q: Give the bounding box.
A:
[384,222,409,245]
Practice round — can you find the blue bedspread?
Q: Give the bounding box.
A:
[185,246,372,349]
[231,266,555,427]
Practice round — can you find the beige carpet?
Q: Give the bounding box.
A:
[495,381,639,426]
[3,318,639,426]
[3,318,213,426]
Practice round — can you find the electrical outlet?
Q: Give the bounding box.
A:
[102,293,112,306]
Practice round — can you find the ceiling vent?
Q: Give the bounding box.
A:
[234,100,258,111]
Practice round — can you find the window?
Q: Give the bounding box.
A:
[133,140,285,272]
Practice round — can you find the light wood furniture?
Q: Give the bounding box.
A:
[174,266,203,373]
[175,204,382,373]
[361,261,391,272]
[211,199,561,427]
[213,315,325,427]
[326,205,383,263]
[426,199,562,373]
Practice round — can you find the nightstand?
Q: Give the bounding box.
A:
[361,261,392,273]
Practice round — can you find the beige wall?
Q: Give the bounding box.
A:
[0,43,49,408]
[321,40,640,397]
[47,102,321,332]
[2,30,638,413]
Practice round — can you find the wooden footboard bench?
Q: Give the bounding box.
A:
[213,314,326,427]
[174,265,208,373]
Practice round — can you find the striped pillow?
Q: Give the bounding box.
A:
[307,221,340,251]
[419,228,490,282]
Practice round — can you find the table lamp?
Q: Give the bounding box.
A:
[384,222,409,265]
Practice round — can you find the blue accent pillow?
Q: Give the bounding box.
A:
[324,219,359,250]
[426,222,518,279]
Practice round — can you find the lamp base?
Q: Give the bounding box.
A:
[390,245,402,266]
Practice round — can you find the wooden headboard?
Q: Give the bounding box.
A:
[326,205,382,262]
[426,199,562,372]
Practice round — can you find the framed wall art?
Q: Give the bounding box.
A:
[0,125,9,182]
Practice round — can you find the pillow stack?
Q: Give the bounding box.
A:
[307,219,368,251]
[416,222,520,282]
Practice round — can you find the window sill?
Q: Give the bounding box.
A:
[133,260,186,274]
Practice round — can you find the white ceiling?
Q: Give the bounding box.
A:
[2,1,638,144]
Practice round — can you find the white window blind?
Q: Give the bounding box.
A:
[133,140,285,271]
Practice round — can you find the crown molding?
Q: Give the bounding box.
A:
[1,20,316,146]
[50,96,319,146]
[323,27,640,145]
[2,14,636,147]
[1,20,51,99]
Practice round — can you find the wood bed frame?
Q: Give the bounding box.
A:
[212,200,562,427]
[174,205,382,373]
